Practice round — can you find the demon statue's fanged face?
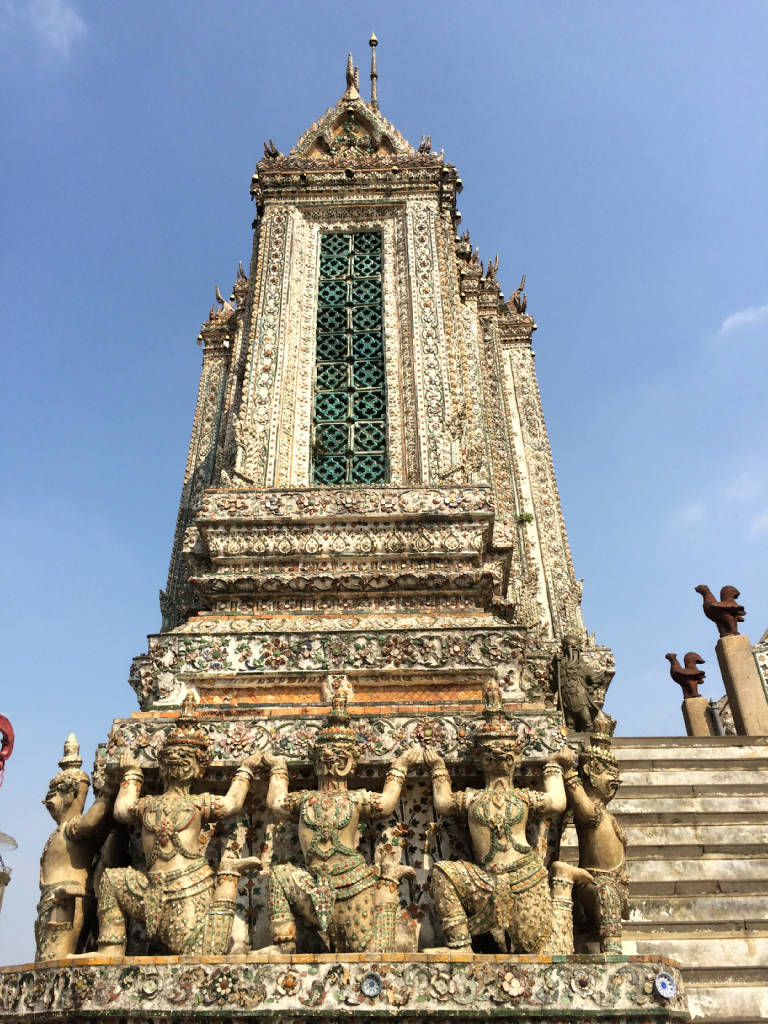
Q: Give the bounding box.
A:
[476,737,523,776]
[312,740,358,779]
[43,774,84,821]
[582,757,620,803]
[157,742,208,785]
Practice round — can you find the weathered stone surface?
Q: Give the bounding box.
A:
[627,857,768,884]
[682,696,713,737]
[631,936,768,968]
[610,795,768,816]
[716,634,768,735]
[686,982,768,1024]
[614,737,768,758]
[628,893,768,925]
[563,821,768,851]
[618,768,768,789]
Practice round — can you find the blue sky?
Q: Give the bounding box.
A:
[1,0,767,963]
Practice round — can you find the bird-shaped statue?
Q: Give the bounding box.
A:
[665,652,706,699]
[263,139,280,159]
[694,585,746,638]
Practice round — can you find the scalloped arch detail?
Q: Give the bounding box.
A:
[291,96,414,161]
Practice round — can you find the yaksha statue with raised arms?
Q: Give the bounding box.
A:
[263,693,421,953]
[36,735,114,960]
[425,684,586,954]
[563,710,629,953]
[96,701,261,956]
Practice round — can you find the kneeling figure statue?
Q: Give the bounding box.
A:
[563,710,628,952]
[97,702,261,956]
[36,735,114,960]
[263,693,421,953]
[425,686,587,954]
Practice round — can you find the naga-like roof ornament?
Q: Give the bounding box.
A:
[263,40,426,168]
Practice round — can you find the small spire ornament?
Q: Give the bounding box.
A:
[58,733,83,772]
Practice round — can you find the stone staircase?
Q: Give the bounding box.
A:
[561,736,768,1023]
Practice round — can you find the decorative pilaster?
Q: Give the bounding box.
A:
[160,286,243,630]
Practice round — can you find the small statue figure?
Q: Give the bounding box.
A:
[262,693,421,953]
[554,635,608,732]
[36,735,114,961]
[665,652,706,698]
[424,687,583,954]
[96,701,261,956]
[695,584,746,638]
[562,711,628,953]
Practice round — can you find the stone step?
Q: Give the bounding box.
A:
[627,892,768,926]
[561,821,768,852]
[610,794,768,816]
[608,739,768,1022]
[626,934,768,968]
[685,981,768,1024]
[619,785,768,801]
[626,921,768,939]
[619,756,768,772]
[619,768,768,790]
[614,736,768,754]
[622,857,768,896]
[614,738,768,772]
[682,965,768,985]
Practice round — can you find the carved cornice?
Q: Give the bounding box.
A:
[184,488,503,605]
[128,623,536,709]
[0,956,687,1021]
[500,309,537,345]
[189,564,501,600]
[198,521,489,563]
[107,708,564,765]
[198,486,494,523]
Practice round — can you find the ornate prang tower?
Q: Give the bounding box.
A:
[155,46,614,718]
[1,42,690,1024]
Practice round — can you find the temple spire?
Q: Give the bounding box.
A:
[369,32,379,111]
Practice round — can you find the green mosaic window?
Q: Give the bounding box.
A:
[312,231,387,485]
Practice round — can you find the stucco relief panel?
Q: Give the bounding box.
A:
[508,344,583,637]
[405,201,453,483]
[437,215,490,486]
[234,205,292,485]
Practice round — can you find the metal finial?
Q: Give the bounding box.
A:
[369,32,379,111]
